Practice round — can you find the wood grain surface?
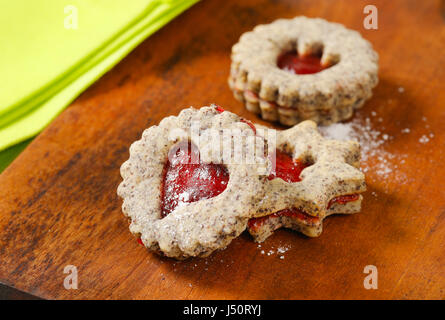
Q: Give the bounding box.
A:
[0,0,444,300]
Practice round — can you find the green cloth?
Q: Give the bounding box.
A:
[0,140,31,173]
[0,0,198,173]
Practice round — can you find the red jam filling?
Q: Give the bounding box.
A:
[215,105,225,113]
[160,141,229,217]
[268,150,307,182]
[249,150,310,230]
[241,118,257,134]
[327,194,360,209]
[277,51,325,75]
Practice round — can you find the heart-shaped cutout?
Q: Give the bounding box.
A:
[160,141,229,217]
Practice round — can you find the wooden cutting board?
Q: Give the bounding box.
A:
[0,0,444,300]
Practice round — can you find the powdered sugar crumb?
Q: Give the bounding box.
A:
[419,135,430,144]
[277,246,290,254]
[258,243,292,259]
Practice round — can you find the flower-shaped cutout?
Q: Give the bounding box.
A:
[229,16,379,126]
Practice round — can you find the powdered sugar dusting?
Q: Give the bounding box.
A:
[319,122,355,142]
[319,111,435,187]
[320,116,392,160]
[319,114,402,182]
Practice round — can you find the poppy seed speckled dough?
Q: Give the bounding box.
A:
[229,16,379,126]
[117,106,366,259]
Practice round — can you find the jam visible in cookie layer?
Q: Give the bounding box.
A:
[160,141,229,217]
[248,208,320,231]
[277,51,326,75]
[327,194,360,209]
[249,149,310,229]
[248,149,359,229]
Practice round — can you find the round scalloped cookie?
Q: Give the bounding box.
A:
[117,106,269,259]
[229,16,379,126]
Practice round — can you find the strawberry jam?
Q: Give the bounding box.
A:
[277,51,325,75]
[240,118,257,134]
[160,141,229,217]
[248,150,309,228]
[327,194,360,209]
[268,150,307,182]
[215,105,225,113]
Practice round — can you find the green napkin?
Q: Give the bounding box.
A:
[0,139,31,173]
[0,0,199,172]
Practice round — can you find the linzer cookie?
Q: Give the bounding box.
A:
[117,106,366,259]
[247,121,365,242]
[117,106,269,259]
[229,16,379,126]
